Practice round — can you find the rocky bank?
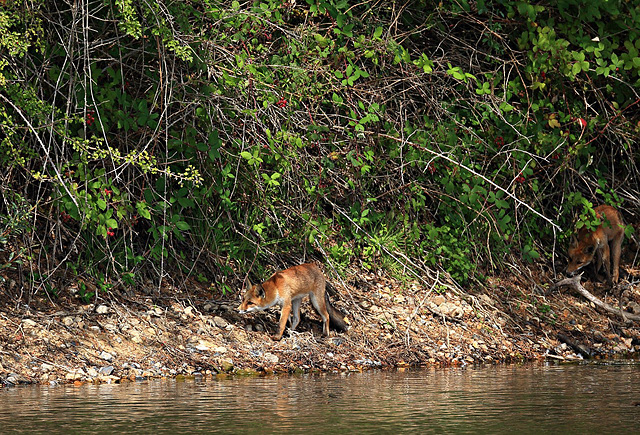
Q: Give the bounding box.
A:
[1,267,640,386]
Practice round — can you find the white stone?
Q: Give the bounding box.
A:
[96,305,110,314]
[99,351,114,362]
[22,319,37,327]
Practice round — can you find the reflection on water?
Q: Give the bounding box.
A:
[1,362,639,434]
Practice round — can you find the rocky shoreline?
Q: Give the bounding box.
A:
[1,270,639,386]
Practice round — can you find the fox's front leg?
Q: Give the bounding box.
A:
[611,234,623,284]
[273,302,292,341]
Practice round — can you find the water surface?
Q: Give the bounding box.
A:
[1,362,639,434]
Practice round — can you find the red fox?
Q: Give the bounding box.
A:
[566,204,624,284]
[238,263,348,340]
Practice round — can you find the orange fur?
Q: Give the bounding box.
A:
[238,263,347,340]
[566,205,624,284]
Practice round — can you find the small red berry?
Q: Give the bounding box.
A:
[86,111,95,125]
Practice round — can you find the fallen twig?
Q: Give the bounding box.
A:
[551,275,640,322]
[557,333,591,358]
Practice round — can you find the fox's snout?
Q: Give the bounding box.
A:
[566,261,588,277]
[237,302,257,314]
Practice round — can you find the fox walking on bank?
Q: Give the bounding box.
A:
[566,204,625,284]
[238,263,348,340]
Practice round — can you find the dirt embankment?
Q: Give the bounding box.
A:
[1,268,639,386]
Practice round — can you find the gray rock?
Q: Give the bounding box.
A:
[220,358,234,372]
[330,337,344,346]
[40,363,55,371]
[213,316,229,329]
[263,352,279,364]
[479,294,496,307]
[219,304,234,313]
[99,366,114,376]
[99,351,114,362]
[65,369,86,380]
[62,316,74,326]
[433,295,446,305]
[103,323,117,332]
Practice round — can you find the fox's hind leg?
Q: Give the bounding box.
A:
[290,298,302,331]
[309,292,330,337]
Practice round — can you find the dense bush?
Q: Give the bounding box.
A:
[0,0,638,298]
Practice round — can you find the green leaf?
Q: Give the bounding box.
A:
[136,201,151,219]
[176,221,190,231]
[499,102,514,112]
[178,197,194,208]
[572,62,582,75]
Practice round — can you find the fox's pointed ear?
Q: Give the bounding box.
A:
[256,284,265,298]
[244,278,253,289]
[569,235,578,246]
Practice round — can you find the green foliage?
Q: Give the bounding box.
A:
[0,193,31,276]
[0,0,638,297]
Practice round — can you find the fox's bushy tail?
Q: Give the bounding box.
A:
[325,292,349,332]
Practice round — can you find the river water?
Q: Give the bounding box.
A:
[1,361,639,434]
